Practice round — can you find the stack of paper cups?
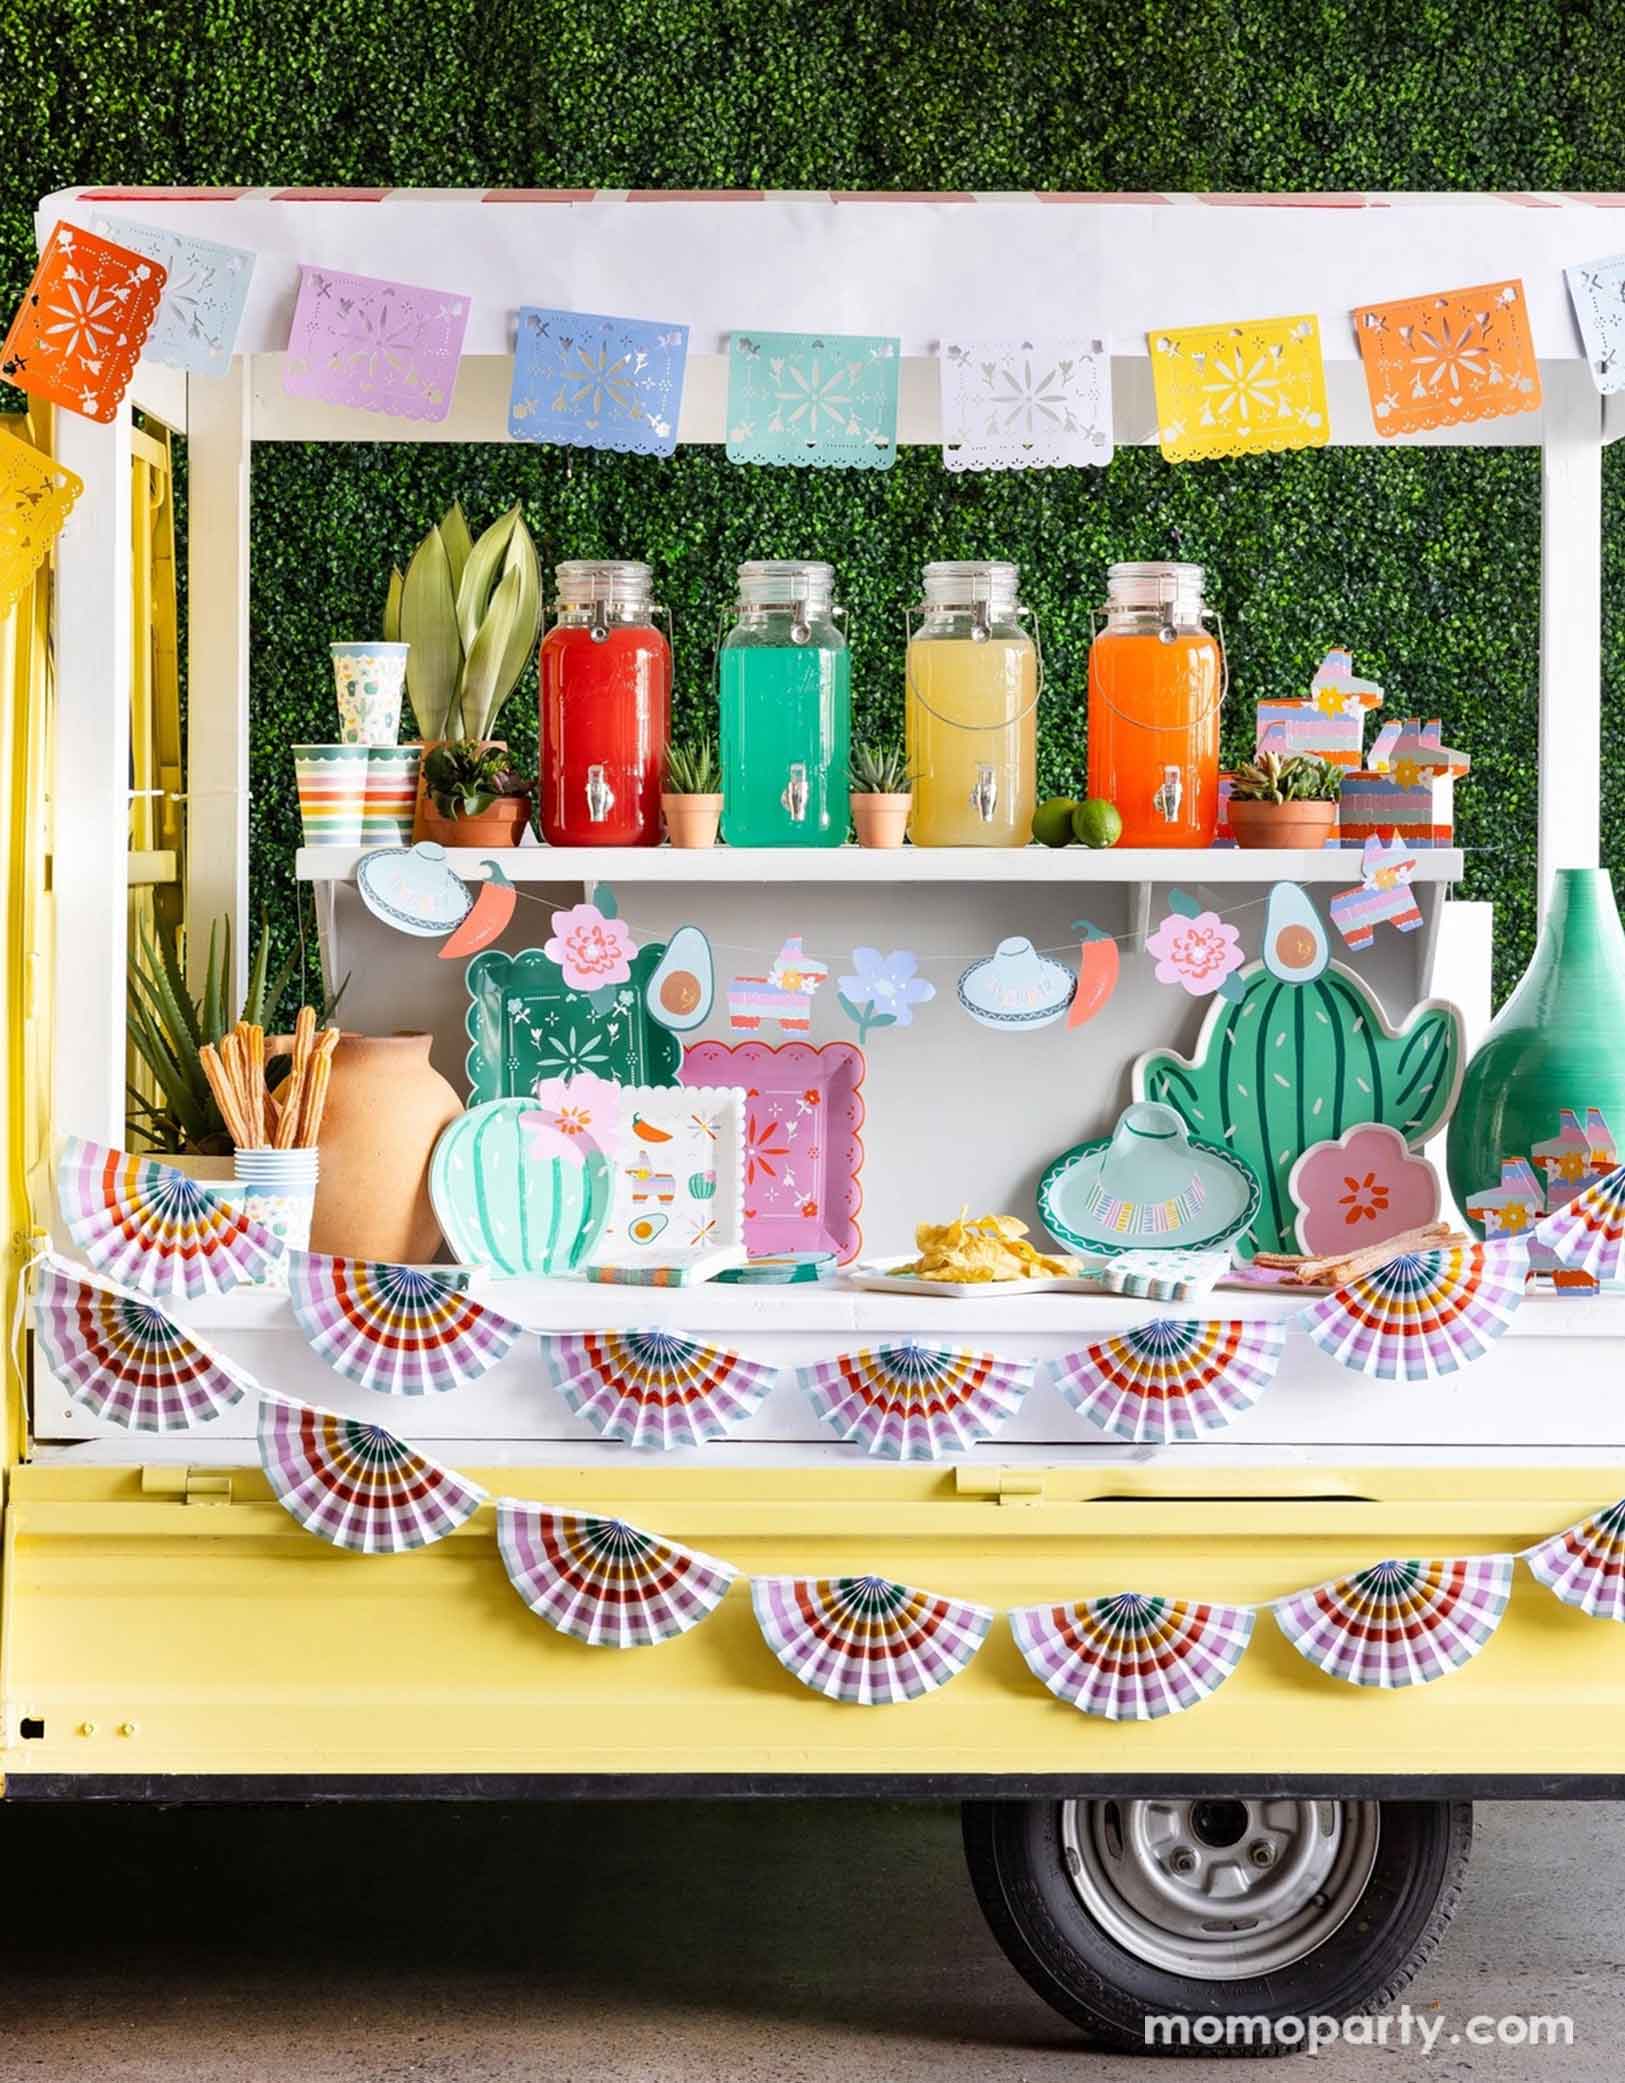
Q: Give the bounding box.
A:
[332,642,409,745]
[218,1147,321,1293]
[294,744,370,846]
[362,744,422,845]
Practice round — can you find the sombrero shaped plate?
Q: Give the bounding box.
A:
[1040,1101,1261,1259]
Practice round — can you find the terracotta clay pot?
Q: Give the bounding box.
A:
[662,792,723,848]
[1227,799,1340,851]
[307,1032,462,1263]
[851,792,912,848]
[411,740,534,847]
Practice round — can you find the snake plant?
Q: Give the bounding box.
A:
[384,500,543,745]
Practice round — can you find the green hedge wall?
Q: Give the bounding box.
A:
[5,0,1625,1002]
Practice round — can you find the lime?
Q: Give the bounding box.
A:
[1072,797,1123,849]
[1031,797,1079,848]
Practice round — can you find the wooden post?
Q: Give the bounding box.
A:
[1538,366,1604,916]
[186,358,253,1002]
[52,404,134,1148]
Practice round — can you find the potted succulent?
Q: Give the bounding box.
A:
[419,743,536,847]
[1227,752,1342,850]
[662,738,723,848]
[849,739,913,848]
[384,499,544,841]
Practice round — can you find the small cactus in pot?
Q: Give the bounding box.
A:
[1227,752,1342,851]
[662,738,723,849]
[849,739,913,849]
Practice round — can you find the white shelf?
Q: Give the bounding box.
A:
[297,844,1465,887]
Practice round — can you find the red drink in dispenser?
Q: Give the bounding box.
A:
[539,560,670,846]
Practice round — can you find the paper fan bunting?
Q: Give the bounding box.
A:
[495,1501,737,1647]
[1048,1318,1284,1443]
[751,1574,993,1705]
[545,1329,776,1450]
[288,1252,522,1396]
[1274,1556,1512,1688]
[1534,1163,1625,1285]
[1298,1239,1528,1381]
[32,1256,247,1431]
[256,1391,486,1553]
[1010,1591,1255,1719]
[795,1342,1034,1459]
[1523,1497,1625,1622]
[59,1136,284,1299]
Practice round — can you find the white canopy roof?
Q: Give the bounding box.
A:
[35,187,1625,360]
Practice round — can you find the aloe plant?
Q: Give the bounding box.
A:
[664,738,720,795]
[384,500,543,744]
[850,738,912,794]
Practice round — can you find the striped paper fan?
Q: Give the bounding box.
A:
[256,1390,485,1553]
[288,1252,522,1396]
[546,1329,776,1450]
[33,1255,247,1431]
[1299,1239,1528,1381]
[1048,1318,1284,1443]
[1523,1497,1625,1622]
[751,1574,993,1705]
[59,1135,284,1298]
[1009,1590,1255,1719]
[1534,1164,1625,1285]
[496,1501,737,1647]
[795,1342,1034,1459]
[1274,1555,1512,1687]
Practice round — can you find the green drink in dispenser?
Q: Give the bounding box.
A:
[719,561,850,847]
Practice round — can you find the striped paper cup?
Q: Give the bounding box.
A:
[294,744,370,846]
[362,743,422,845]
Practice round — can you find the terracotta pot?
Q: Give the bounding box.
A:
[662,792,722,848]
[851,792,912,848]
[307,1032,462,1263]
[411,740,534,847]
[1227,799,1340,851]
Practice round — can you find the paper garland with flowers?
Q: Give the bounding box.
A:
[726,330,900,470]
[1,221,166,422]
[1354,279,1541,436]
[508,307,690,456]
[0,427,81,618]
[1147,313,1329,462]
[938,337,1113,470]
[282,265,471,423]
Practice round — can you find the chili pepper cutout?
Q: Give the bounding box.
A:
[437,861,517,960]
[1068,920,1119,1029]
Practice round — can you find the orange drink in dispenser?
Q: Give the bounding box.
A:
[1086,561,1223,848]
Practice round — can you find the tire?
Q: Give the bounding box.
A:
[963,1795,1471,2057]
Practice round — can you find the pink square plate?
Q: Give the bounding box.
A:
[680,1040,865,1263]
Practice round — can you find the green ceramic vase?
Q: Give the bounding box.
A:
[1447,868,1625,1221]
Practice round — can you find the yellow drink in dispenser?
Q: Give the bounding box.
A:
[905,560,1039,847]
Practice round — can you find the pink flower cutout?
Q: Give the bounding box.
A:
[521,1071,622,1168]
[1145,911,1245,997]
[544,902,635,992]
[1289,1123,1440,1256]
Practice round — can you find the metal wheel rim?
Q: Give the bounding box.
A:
[1060,1797,1381,1980]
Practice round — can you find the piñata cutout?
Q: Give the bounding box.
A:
[751,1575,993,1705]
[545,1328,776,1450]
[1009,1591,1255,1719]
[1300,1239,1528,1381]
[1048,1318,1284,1444]
[1274,1556,1512,1688]
[287,1252,522,1397]
[33,1256,247,1431]
[795,1343,1034,1460]
[256,1391,485,1553]
[1523,1498,1625,1623]
[495,1501,737,1647]
[59,1135,285,1299]
[1533,1162,1625,1286]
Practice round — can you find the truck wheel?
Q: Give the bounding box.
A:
[963,1796,1470,2055]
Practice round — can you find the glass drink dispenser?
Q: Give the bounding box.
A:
[719,560,850,847]
[1086,561,1224,848]
[539,560,671,847]
[905,560,1039,847]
